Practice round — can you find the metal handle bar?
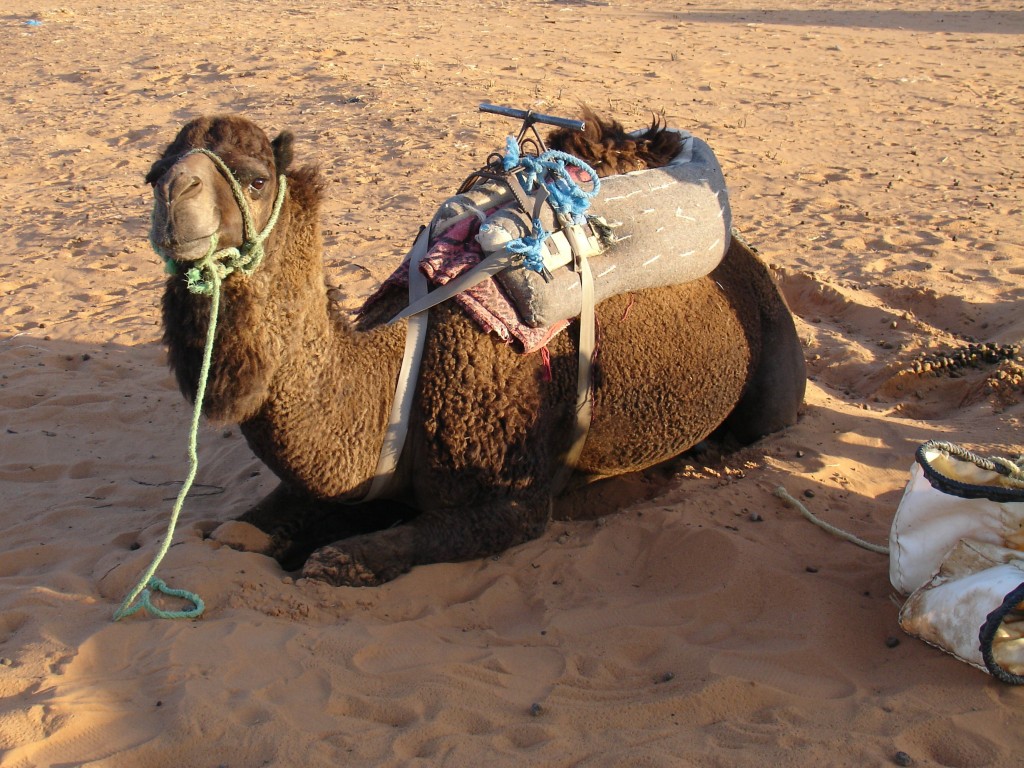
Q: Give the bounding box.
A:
[479,103,585,133]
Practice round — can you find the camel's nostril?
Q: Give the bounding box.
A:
[168,172,203,204]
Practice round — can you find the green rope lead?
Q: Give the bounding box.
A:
[114,258,223,621]
[114,578,205,621]
[118,150,287,621]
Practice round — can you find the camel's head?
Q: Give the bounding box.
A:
[146,115,294,265]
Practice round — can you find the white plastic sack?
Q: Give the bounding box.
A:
[890,442,1024,595]
[899,540,1024,683]
[890,441,1024,683]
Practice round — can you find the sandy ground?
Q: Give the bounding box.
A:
[1,0,1023,765]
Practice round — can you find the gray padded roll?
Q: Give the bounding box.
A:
[496,131,731,328]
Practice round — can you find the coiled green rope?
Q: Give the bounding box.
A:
[115,151,286,621]
[113,254,221,620]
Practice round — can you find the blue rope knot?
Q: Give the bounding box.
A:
[501,136,601,223]
[506,218,551,275]
[502,135,522,172]
[498,136,602,275]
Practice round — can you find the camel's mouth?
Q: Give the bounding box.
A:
[150,196,222,263]
[155,232,219,263]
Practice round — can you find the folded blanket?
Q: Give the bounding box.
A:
[359,214,567,354]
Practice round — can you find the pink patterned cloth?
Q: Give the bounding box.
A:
[358,214,568,354]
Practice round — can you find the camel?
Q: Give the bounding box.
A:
[146,113,805,586]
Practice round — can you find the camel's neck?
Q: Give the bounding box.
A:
[162,193,407,500]
[242,301,407,500]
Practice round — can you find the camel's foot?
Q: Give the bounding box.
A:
[300,497,552,587]
[301,529,414,587]
[233,483,422,573]
[208,520,275,555]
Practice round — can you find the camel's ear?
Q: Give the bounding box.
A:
[272,131,295,174]
[145,156,175,186]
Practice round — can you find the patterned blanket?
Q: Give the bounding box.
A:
[358,212,568,354]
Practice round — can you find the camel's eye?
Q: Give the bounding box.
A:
[249,178,267,193]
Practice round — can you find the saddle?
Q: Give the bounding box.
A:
[362,105,732,500]
[389,109,732,332]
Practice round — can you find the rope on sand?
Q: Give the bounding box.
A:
[774,486,890,556]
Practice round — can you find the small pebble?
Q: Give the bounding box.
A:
[803,489,815,499]
[796,450,805,458]
[657,672,675,683]
[529,702,544,717]
[885,636,901,649]
[893,751,913,766]
[748,512,764,522]
[805,566,819,573]
[0,658,13,667]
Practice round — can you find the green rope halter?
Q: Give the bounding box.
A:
[152,148,288,294]
[115,149,287,621]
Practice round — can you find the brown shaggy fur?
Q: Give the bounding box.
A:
[148,114,805,586]
[546,108,684,175]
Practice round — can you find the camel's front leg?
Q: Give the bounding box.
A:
[219,483,415,572]
[229,483,313,556]
[300,494,553,587]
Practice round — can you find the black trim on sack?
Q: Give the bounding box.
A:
[916,441,1024,504]
[980,581,1024,685]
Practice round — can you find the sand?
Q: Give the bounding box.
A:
[1,0,1023,765]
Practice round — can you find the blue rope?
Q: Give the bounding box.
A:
[502,136,601,222]
[499,137,602,274]
[502,135,522,172]
[505,217,551,274]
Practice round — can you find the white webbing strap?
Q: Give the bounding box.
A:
[363,228,431,501]
[387,247,515,325]
[365,215,598,500]
[556,223,597,487]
